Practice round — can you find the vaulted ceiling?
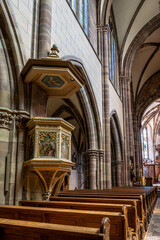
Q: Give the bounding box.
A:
[111,0,160,101]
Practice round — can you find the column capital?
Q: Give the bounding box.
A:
[102,24,110,33]
[15,111,30,129]
[115,161,122,166]
[0,108,14,130]
[87,149,98,158]
[96,24,101,30]
[99,149,104,157]
[120,75,132,84]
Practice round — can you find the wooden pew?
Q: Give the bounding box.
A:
[0,205,132,240]
[20,200,139,239]
[57,192,146,234]
[0,217,110,240]
[58,190,147,224]
[58,186,157,221]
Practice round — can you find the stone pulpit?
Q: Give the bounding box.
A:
[24,117,75,200]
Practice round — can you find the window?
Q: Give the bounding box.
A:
[141,127,149,159]
[84,0,88,35]
[79,0,84,26]
[72,0,77,13]
[108,18,119,92]
[67,0,88,35]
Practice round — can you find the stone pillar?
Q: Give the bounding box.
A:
[97,24,102,60]
[116,161,122,187]
[133,112,142,178]
[111,161,116,186]
[121,76,135,185]
[14,115,28,205]
[38,0,52,58]
[0,110,13,204]
[99,150,104,189]
[31,0,40,58]
[102,25,112,189]
[111,118,122,186]
[87,150,98,189]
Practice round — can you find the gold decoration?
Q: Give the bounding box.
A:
[39,170,55,190]
[39,132,56,143]
[27,133,35,160]
[39,132,57,158]
[61,134,69,159]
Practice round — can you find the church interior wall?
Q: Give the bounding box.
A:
[0,0,149,202]
[108,80,124,137]
[8,0,34,59]
[50,0,103,124]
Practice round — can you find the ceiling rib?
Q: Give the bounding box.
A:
[135,46,159,98]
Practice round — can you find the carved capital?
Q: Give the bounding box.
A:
[15,112,30,129]
[87,149,98,158]
[42,191,51,201]
[96,24,101,31]
[0,109,14,130]
[102,24,110,33]
[115,161,122,166]
[99,150,104,158]
[120,76,132,84]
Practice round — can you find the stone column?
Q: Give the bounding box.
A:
[115,161,122,187]
[133,112,142,178]
[87,150,98,189]
[99,150,104,189]
[14,114,29,205]
[102,25,112,189]
[38,0,52,58]
[31,0,40,58]
[0,110,13,204]
[97,24,102,60]
[111,118,122,186]
[121,76,135,185]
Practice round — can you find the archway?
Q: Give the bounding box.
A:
[46,56,104,190]
[110,111,123,186]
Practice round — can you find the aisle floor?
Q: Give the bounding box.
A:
[146,198,160,240]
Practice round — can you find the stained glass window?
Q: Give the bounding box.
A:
[108,20,119,92]
[72,0,77,13]
[68,0,88,35]
[79,0,84,26]
[84,0,88,35]
[141,128,149,159]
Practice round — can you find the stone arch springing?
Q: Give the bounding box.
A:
[0,0,26,110]
[110,110,124,186]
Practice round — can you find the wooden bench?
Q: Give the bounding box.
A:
[0,205,132,240]
[0,217,110,240]
[58,186,157,222]
[57,192,146,233]
[20,200,139,239]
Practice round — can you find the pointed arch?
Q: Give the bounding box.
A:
[62,55,103,150]
[110,110,124,186]
[0,0,27,109]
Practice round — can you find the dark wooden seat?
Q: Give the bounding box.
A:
[56,192,146,237]
[56,186,158,237]
[20,200,139,239]
[0,205,132,240]
[0,217,110,240]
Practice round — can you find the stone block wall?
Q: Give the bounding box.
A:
[8,0,103,123]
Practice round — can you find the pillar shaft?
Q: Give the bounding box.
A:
[102,25,112,189]
[87,150,98,189]
[99,150,104,189]
[14,118,26,205]
[38,0,52,58]
[121,77,135,185]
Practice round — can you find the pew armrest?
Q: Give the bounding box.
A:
[100,217,110,240]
